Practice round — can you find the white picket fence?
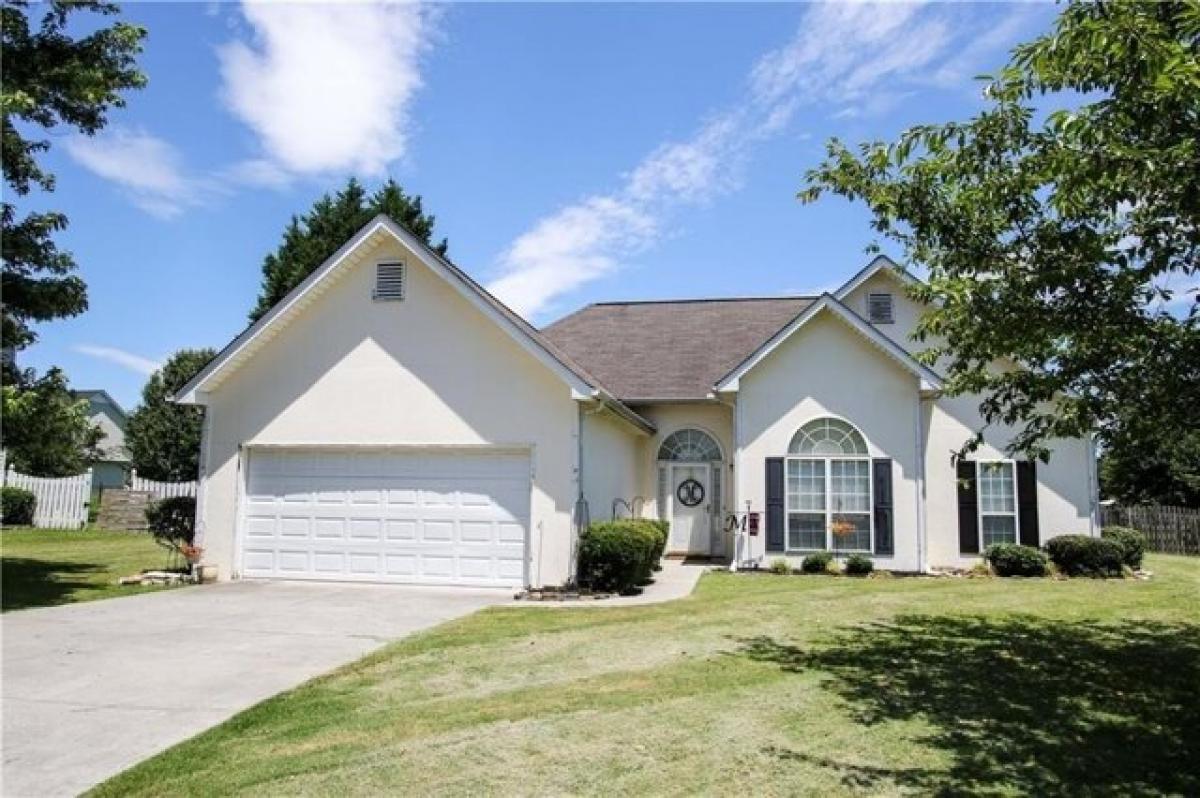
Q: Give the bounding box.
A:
[129,469,197,499]
[2,465,92,528]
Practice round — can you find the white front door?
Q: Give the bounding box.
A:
[669,463,710,555]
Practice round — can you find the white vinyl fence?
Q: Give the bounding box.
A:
[2,464,92,528]
[129,469,197,499]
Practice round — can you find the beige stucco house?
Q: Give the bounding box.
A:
[175,215,1099,587]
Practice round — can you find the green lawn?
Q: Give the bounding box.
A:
[94,556,1200,797]
[1,528,183,611]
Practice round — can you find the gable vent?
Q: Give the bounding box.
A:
[867,292,894,324]
[373,262,406,301]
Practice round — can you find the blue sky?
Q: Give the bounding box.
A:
[21,1,1058,409]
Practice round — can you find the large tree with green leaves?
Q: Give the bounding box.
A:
[125,348,215,482]
[1,1,146,379]
[250,178,448,322]
[1,368,102,476]
[801,1,1199,462]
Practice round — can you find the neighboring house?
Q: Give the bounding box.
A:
[175,215,1098,587]
[78,389,130,491]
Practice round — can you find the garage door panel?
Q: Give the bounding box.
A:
[240,449,529,587]
[421,520,454,541]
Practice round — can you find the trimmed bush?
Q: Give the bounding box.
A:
[638,519,669,564]
[801,550,834,574]
[844,553,874,576]
[1102,526,1147,569]
[984,543,1048,577]
[577,520,658,593]
[1044,534,1124,577]
[769,558,793,575]
[1,487,36,526]
[145,496,196,544]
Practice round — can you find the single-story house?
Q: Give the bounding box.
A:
[175,215,1098,587]
[78,389,131,492]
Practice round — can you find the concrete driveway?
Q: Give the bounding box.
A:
[1,580,506,797]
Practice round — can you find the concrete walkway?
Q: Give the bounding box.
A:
[521,559,712,608]
[1,581,507,797]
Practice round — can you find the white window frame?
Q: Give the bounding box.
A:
[977,459,1020,549]
[784,455,874,553]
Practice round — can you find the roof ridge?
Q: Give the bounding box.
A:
[587,295,816,307]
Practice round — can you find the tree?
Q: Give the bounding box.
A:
[125,349,215,482]
[250,177,448,322]
[1100,426,1200,508]
[2,1,146,380]
[0,368,102,476]
[800,1,1199,461]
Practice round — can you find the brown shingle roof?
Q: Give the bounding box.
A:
[541,296,815,401]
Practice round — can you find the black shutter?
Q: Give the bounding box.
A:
[872,458,894,555]
[766,457,785,552]
[1017,461,1040,547]
[957,459,979,554]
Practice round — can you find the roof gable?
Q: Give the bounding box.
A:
[834,254,924,300]
[172,216,653,432]
[713,294,943,393]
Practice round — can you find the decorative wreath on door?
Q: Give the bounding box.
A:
[676,478,705,507]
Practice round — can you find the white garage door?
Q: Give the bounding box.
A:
[240,448,529,587]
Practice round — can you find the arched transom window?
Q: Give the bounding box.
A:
[789,417,868,456]
[786,417,872,553]
[658,429,722,462]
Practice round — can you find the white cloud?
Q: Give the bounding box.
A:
[490,2,1008,319]
[63,128,210,219]
[73,345,162,377]
[217,0,432,178]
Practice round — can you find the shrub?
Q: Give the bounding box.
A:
[984,543,1048,577]
[769,557,793,575]
[1102,526,1147,569]
[577,520,658,593]
[1044,534,1124,577]
[844,553,874,576]
[0,487,36,526]
[801,551,834,574]
[637,519,669,563]
[145,496,196,544]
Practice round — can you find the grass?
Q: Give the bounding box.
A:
[93,555,1200,797]
[1,528,183,611]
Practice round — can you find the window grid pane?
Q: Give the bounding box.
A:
[830,460,870,512]
[831,513,871,552]
[982,515,1017,547]
[788,514,825,550]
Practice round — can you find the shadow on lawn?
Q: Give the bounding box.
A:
[737,615,1200,796]
[1,557,106,611]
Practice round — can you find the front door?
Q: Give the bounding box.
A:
[669,463,710,555]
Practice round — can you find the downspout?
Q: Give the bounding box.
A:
[571,400,605,584]
[1086,432,1100,536]
[915,389,930,574]
[711,390,740,570]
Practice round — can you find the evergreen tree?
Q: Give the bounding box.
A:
[250,178,448,322]
[125,349,215,482]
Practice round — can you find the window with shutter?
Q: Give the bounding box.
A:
[373,262,405,301]
[867,292,894,323]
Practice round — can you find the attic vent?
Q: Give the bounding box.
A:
[373,262,405,301]
[867,292,894,324]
